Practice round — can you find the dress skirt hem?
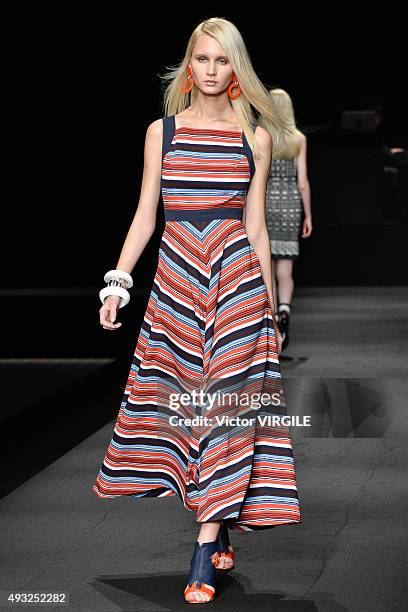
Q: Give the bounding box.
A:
[92,482,302,533]
[272,254,299,261]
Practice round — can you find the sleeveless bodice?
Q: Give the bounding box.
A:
[161,115,255,221]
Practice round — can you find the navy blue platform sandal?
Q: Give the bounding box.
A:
[184,539,219,603]
[213,520,235,570]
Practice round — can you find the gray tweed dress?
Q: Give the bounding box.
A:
[265,158,304,259]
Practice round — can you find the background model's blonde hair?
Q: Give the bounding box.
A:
[159,17,292,159]
[268,88,304,160]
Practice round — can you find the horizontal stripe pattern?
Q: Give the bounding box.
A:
[161,127,249,212]
[92,126,301,532]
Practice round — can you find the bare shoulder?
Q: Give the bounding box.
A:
[254,125,272,149]
[146,118,163,139]
[253,125,272,167]
[254,126,272,164]
[298,132,307,156]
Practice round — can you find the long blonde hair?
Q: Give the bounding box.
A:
[268,88,303,160]
[159,17,292,159]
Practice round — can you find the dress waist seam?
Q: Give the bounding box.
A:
[164,207,243,221]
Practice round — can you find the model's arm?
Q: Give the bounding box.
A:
[244,127,281,348]
[297,134,313,237]
[99,118,163,330]
[114,119,163,271]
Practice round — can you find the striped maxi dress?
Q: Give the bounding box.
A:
[92,114,302,533]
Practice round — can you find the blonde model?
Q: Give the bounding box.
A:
[265,88,313,350]
[93,17,302,604]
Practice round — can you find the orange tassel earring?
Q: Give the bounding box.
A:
[228,73,241,99]
[182,66,194,94]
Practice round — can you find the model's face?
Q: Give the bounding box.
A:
[190,33,234,96]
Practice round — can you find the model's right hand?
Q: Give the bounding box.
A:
[99,295,122,330]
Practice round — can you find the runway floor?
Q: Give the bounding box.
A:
[1,287,407,611]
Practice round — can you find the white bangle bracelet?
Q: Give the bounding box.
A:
[99,286,130,308]
[104,269,133,289]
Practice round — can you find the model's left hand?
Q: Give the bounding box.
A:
[302,216,313,238]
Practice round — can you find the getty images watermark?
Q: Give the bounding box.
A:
[167,389,311,427]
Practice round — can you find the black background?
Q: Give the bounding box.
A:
[5,6,407,288]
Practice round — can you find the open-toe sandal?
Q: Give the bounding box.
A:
[184,539,219,604]
[212,520,235,571]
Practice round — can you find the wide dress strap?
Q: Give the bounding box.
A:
[162,115,175,162]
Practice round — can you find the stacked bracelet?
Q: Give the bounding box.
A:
[99,269,133,308]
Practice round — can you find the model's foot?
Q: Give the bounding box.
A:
[212,520,235,570]
[185,585,215,603]
[211,545,234,569]
[184,540,218,604]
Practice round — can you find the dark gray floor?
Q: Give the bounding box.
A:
[1,287,407,611]
[0,358,114,421]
